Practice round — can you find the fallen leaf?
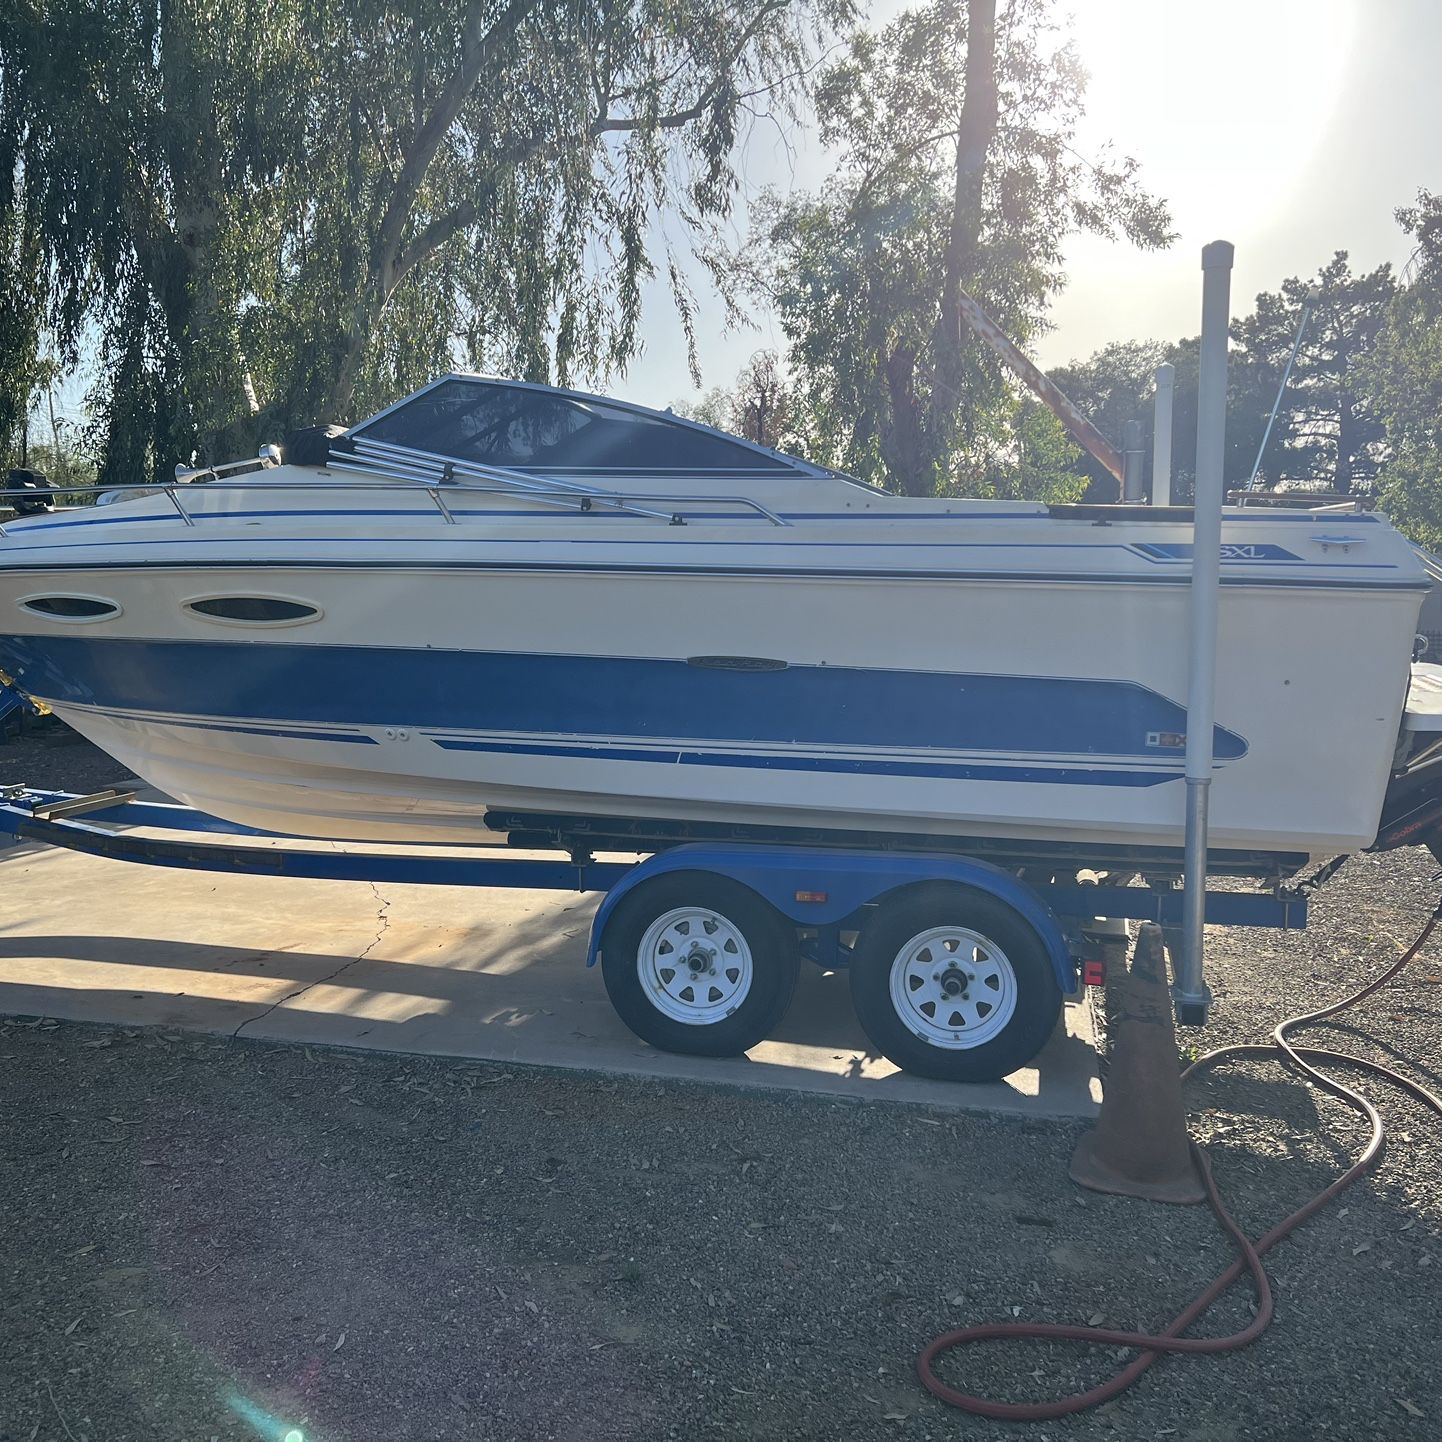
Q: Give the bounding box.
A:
[1353,1241,1373,1256]
[63,1315,83,1336]
[883,1409,908,1421]
[1087,1312,1105,1327]
[333,1331,346,1352]
[1396,1399,1424,1419]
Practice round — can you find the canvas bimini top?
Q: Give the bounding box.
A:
[347,374,838,480]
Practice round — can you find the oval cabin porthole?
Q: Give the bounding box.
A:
[20,595,121,621]
[184,595,322,626]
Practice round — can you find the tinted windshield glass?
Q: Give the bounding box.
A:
[354,379,795,473]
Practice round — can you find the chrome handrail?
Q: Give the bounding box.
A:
[334,436,789,525]
[0,473,791,536]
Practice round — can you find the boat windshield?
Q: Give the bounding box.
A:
[351,377,805,476]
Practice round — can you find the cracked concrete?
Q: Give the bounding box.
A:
[0,836,1100,1116]
[230,881,393,1039]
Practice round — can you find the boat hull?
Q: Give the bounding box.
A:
[0,534,1423,864]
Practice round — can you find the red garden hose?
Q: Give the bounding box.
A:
[917,899,1442,1421]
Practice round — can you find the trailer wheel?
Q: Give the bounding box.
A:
[601,873,799,1057]
[850,883,1062,1082]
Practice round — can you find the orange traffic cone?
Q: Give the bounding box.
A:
[1069,923,1205,1204]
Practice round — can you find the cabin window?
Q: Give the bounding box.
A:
[353,378,797,475]
[20,595,120,620]
[185,596,321,624]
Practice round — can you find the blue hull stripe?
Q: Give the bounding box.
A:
[426,735,1178,786]
[0,634,1247,766]
[157,716,379,745]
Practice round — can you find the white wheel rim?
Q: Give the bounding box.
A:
[637,906,754,1026]
[888,925,1018,1050]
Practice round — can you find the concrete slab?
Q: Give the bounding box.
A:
[0,833,1100,1117]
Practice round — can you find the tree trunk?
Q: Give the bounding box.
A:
[1336,391,1354,494]
[878,345,934,496]
[875,0,998,497]
[927,0,999,446]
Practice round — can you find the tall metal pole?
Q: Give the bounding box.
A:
[1246,285,1320,490]
[1177,240,1233,1025]
[1121,419,1145,503]
[1152,363,1175,506]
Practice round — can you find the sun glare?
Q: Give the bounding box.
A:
[1067,0,1355,234]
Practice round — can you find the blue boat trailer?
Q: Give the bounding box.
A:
[0,785,1309,1082]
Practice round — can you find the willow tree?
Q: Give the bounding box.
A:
[0,206,47,463]
[0,1,308,480]
[0,0,844,478]
[745,0,1172,495]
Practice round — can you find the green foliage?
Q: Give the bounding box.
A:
[1232,251,1394,494]
[1045,254,1396,504]
[1371,192,1442,549]
[1045,340,1165,496]
[0,206,50,464]
[744,0,1171,496]
[672,350,797,450]
[1002,400,1086,502]
[0,1,846,477]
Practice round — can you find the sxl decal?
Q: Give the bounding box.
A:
[1131,542,1302,562]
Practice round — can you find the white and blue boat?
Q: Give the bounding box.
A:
[0,374,1432,875]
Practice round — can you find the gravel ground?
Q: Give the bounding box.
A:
[3,730,1442,1440]
[0,715,136,794]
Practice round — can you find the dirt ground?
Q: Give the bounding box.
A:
[0,713,135,794]
[3,727,1442,1440]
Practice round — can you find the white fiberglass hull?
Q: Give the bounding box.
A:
[0,487,1425,866]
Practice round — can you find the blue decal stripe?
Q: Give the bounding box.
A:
[155,717,379,745]
[0,634,1249,763]
[418,730,1188,768]
[427,736,1179,787]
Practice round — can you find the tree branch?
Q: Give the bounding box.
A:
[373,0,538,291]
[391,0,787,285]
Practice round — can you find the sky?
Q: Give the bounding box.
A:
[613,0,1442,408]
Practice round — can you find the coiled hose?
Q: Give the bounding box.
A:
[918,899,1442,1421]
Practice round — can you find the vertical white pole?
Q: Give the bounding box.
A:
[1152,362,1175,506]
[1177,240,1233,1025]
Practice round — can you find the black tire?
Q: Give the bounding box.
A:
[600,872,800,1057]
[849,882,1062,1082]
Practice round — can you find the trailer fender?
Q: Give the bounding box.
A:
[585,843,1076,992]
